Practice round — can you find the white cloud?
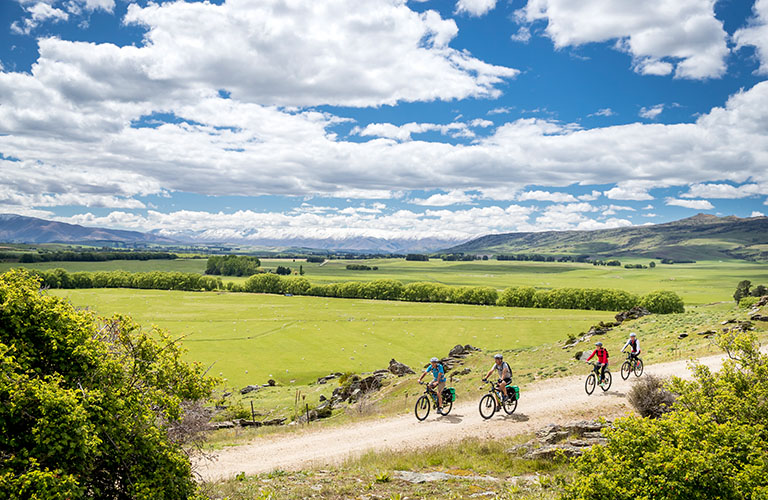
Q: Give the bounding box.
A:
[510,26,531,43]
[119,0,518,107]
[603,183,656,201]
[734,0,768,75]
[644,212,658,217]
[517,190,577,203]
[456,0,497,17]
[578,191,602,201]
[752,211,765,217]
[11,2,69,34]
[411,190,475,206]
[642,204,654,210]
[639,104,664,119]
[588,108,615,117]
[601,204,636,216]
[487,107,514,115]
[665,198,714,210]
[681,183,765,199]
[353,121,475,141]
[470,118,494,128]
[519,0,728,79]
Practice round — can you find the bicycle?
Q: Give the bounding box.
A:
[620,352,644,380]
[414,382,454,421]
[585,362,612,395]
[478,379,518,419]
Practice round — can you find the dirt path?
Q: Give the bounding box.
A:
[196,353,730,481]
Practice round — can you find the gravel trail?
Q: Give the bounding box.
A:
[196,352,730,481]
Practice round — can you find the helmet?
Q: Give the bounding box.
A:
[630,332,637,337]
[494,354,503,359]
[430,357,439,362]
[595,341,603,347]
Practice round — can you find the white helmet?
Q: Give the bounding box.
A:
[630,332,637,337]
[430,357,439,362]
[494,353,503,359]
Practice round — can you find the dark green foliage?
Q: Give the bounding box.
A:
[305,256,325,263]
[205,255,260,276]
[497,286,642,311]
[0,270,217,499]
[30,268,222,292]
[564,332,768,500]
[346,264,374,270]
[639,290,685,313]
[18,251,177,263]
[733,279,751,303]
[623,263,648,269]
[275,266,292,275]
[405,254,429,261]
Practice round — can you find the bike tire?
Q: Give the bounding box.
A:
[585,373,596,395]
[439,398,453,416]
[600,370,612,391]
[634,359,644,377]
[502,395,518,415]
[414,395,430,421]
[479,394,496,419]
[620,361,631,380]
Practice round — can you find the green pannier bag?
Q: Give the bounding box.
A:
[443,387,456,402]
[506,385,520,400]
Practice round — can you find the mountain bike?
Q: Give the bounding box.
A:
[585,362,612,395]
[620,352,644,380]
[414,382,454,421]
[478,379,518,419]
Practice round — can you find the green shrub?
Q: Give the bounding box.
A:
[739,296,760,309]
[496,286,536,307]
[0,269,217,499]
[639,290,685,314]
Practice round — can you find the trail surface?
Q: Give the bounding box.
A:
[196,353,730,481]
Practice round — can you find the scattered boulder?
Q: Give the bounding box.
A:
[237,419,262,427]
[519,420,611,460]
[750,314,768,322]
[240,385,261,395]
[678,333,689,339]
[267,379,276,387]
[316,372,342,384]
[449,344,467,357]
[389,358,415,376]
[454,367,472,376]
[209,420,236,430]
[261,417,286,426]
[615,307,650,323]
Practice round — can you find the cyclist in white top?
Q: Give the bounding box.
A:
[483,354,512,401]
[621,332,641,360]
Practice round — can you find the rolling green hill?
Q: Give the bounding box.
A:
[443,214,768,261]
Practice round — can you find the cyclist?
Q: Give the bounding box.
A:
[621,332,641,362]
[585,341,609,384]
[418,357,446,408]
[483,353,512,401]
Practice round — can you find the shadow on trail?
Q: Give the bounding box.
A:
[434,413,464,424]
[601,390,626,397]
[492,412,529,423]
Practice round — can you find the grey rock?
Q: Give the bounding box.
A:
[449,344,467,357]
[524,444,584,460]
[389,358,415,376]
[240,385,261,395]
[261,417,286,426]
[209,420,236,430]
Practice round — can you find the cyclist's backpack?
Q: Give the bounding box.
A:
[442,387,456,402]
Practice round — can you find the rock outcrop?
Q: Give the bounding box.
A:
[508,420,611,460]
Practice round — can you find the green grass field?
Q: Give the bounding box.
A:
[13,256,768,305]
[51,288,611,389]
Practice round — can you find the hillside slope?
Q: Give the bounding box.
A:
[0,214,176,244]
[443,214,768,260]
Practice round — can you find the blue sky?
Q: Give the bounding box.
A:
[1,0,768,249]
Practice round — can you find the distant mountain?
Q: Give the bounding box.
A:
[442,214,768,261]
[0,214,177,245]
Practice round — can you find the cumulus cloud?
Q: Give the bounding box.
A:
[353,121,477,141]
[517,190,577,203]
[411,190,475,206]
[639,104,665,119]
[752,211,765,217]
[578,191,602,201]
[518,0,728,79]
[734,0,768,75]
[665,198,714,210]
[510,26,531,43]
[11,2,69,35]
[603,183,656,201]
[456,0,497,17]
[119,0,518,107]
[601,204,635,216]
[681,183,765,199]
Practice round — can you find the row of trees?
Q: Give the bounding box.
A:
[346,264,378,270]
[205,255,261,276]
[496,254,591,263]
[24,268,684,313]
[33,269,223,291]
[18,250,178,263]
[733,279,767,303]
[497,286,684,313]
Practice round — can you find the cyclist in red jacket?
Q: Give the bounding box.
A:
[585,341,609,383]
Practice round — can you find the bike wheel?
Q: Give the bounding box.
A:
[600,370,612,391]
[414,395,430,421]
[439,398,453,416]
[502,395,518,415]
[634,359,644,377]
[621,361,631,380]
[585,373,596,395]
[479,394,496,419]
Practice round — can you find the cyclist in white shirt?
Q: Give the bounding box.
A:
[621,332,641,361]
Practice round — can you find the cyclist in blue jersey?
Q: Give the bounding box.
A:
[418,357,446,408]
